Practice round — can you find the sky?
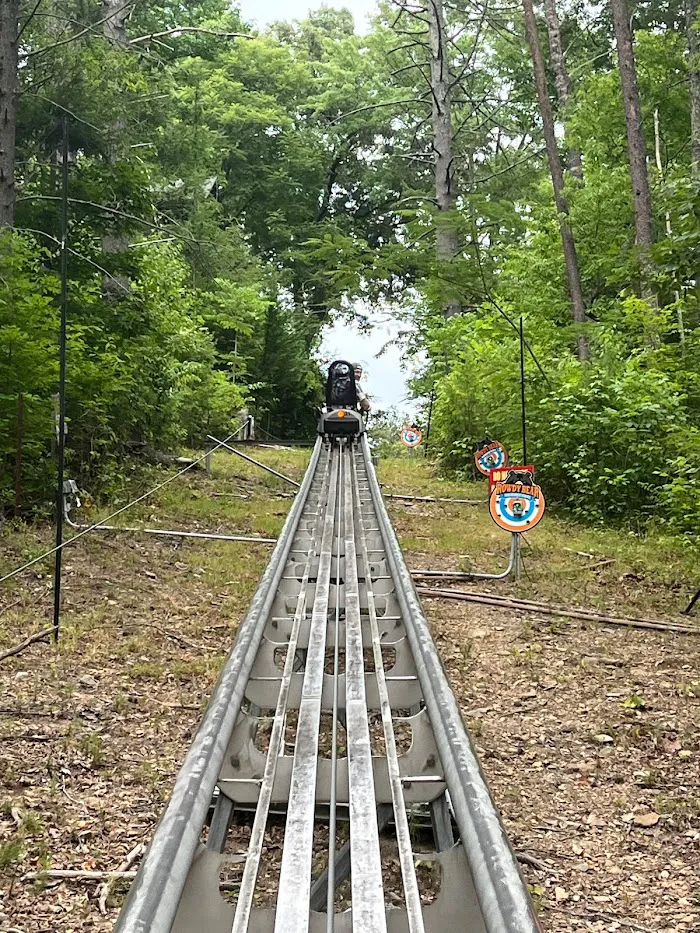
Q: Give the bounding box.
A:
[320,317,418,415]
[238,0,378,33]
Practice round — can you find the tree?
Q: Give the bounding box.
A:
[610,0,654,248]
[542,0,583,177]
[103,0,129,45]
[0,0,18,227]
[687,0,700,174]
[521,0,589,361]
[101,0,131,297]
[425,0,461,316]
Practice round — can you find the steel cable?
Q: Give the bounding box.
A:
[0,420,251,587]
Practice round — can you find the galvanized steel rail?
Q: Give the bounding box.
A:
[115,437,541,933]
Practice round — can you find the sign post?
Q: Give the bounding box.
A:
[424,387,435,458]
[52,115,69,644]
[488,465,546,581]
[520,316,528,465]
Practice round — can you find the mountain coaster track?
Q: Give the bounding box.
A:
[115,435,541,933]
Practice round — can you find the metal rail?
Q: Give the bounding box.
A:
[208,434,301,488]
[115,437,541,933]
[65,515,277,546]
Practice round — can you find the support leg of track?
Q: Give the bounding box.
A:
[207,795,235,853]
[430,794,455,852]
[309,804,393,912]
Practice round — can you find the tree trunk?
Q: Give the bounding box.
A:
[425,0,461,317]
[610,0,654,248]
[542,0,583,177]
[103,0,129,45]
[102,0,130,297]
[0,0,19,227]
[687,0,700,174]
[522,0,589,362]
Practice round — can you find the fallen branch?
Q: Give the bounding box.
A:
[24,869,137,881]
[98,843,145,914]
[414,586,700,636]
[0,626,55,663]
[121,621,216,652]
[544,904,656,933]
[0,707,69,718]
[683,586,700,615]
[0,599,22,617]
[0,733,57,743]
[514,850,549,872]
[384,493,480,505]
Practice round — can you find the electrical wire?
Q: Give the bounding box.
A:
[0,420,251,588]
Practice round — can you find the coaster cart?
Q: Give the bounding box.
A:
[318,360,365,441]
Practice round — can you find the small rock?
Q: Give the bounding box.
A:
[592,733,614,745]
[79,674,98,689]
[554,886,568,903]
[633,811,660,828]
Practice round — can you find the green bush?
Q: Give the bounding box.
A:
[427,307,700,532]
[533,362,686,524]
[0,231,250,513]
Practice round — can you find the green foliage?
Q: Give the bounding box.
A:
[423,309,700,534]
[367,408,413,459]
[0,838,23,869]
[533,361,688,525]
[3,0,700,545]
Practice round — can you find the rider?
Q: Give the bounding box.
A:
[354,363,371,414]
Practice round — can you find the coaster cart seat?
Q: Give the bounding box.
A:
[318,360,365,439]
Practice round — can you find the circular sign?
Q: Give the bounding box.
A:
[474,440,508,475]
[489,480,545,532]
[401,425,422,448]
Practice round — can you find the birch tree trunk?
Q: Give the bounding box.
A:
[687,0,700,175]
[522,0,589,361]
[542,0,582,177]
[0,0,19,227]
[103,0,129,45]
[610,0,654,248]
[426,0,461,317]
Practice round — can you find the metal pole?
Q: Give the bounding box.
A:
[512,534,521,581]
[64,515,276,545]
[207,434,300,488]
[519,316,527,465]
[52,114,69,643]
[14,393,23,516]
[424,386,435,458]
[411,531,517,581]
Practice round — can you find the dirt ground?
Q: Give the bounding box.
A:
[1,450,699,932]
[422,593,700,932]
